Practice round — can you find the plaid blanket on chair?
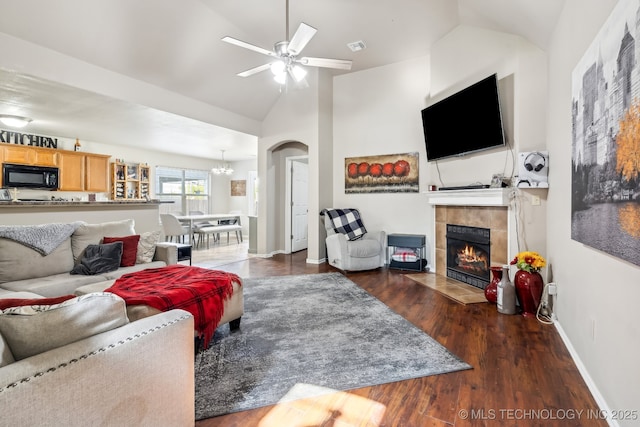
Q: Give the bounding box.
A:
[106,265,241,349]
[321,208,368,241]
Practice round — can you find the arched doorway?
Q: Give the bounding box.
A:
[268,141,309,254]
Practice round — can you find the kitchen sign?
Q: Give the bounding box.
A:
[0,129,58,149]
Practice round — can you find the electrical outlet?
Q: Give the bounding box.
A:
[531,195,541,206]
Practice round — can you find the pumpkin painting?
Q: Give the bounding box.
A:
[369,163,383,177]
[357,162,370,176]
[344,152,419,194]
[347,162,358,179]
[393,160,410,177]
[382,162,395,177]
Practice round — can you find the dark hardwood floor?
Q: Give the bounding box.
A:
[194,250,605,427]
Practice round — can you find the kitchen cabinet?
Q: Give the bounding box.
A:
[1,144,58,166]
[57,151,85,191]
[0,144,110,192]
[84,154,110,192]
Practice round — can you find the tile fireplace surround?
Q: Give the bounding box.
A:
[426,189,511,279]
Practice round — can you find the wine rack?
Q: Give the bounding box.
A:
[110,162,151,200]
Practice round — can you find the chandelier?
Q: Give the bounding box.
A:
[212,150,234,175]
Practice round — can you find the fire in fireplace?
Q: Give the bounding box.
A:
[446,224,491,289]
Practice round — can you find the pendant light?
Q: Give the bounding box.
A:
[211,150,234,175]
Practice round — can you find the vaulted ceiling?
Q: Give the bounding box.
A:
[0,0,565,161]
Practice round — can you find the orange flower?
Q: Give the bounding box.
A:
[510,251,546,273]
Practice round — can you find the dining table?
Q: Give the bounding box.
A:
[174,213,242,244]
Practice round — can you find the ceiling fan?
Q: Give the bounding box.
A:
[221,0,352,85]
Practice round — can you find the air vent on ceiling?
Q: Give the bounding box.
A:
[347,40,366,52]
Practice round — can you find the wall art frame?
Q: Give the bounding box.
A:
[345,152,419,194]
[571,0,640,267]
[231,180,246,197]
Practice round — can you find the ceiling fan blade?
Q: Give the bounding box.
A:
[222,36,276,57]
[298,57,352,70]
[237,63,272,77]
[287,23,317,55]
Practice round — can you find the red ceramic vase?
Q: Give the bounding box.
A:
[514,270,544,318]
[485,266,502,304]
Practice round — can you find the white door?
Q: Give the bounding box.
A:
[291,160,308,252]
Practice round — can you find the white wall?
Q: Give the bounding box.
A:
[333,57,433,263]
[333,29,548,270]
[257,69,333,260]
[547,0,639,422]
[429,26,549,262]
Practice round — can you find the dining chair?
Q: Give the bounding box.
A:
[160,213,190,244]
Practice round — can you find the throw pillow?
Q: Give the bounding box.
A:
[103,235,141,267]
[323,208,368,241]
[71,219,135,262]
[137,230,161,263]
[70,242,123,275]
[0,293,129,360]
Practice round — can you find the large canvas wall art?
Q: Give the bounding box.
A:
[345,152,419,193]
[571,0,640,267]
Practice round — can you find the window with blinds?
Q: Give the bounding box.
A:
[156,166,209,214]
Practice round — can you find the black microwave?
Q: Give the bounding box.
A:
[2,163,59,190]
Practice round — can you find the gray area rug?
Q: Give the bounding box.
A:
[194,272,471,420]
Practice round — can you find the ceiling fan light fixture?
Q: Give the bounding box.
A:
[270,61,286,76]
[273,72,287,85]
[291,65,307,82]
[0,114,32,128]
[222,0,353,83]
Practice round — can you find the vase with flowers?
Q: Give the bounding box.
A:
[510,251,546,318]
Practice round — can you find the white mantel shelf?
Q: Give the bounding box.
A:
[423,188,512,206]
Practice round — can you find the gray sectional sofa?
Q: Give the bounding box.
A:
[0,218,242,425]
[0,219,176,298]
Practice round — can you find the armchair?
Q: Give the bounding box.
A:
[322,209,386,272]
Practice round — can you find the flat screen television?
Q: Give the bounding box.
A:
[421,74,506,161]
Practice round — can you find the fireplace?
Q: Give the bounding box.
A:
[446,224,491,289]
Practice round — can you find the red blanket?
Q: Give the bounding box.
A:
[106,265,241,349]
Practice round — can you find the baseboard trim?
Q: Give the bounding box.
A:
[554,320,619,427]
[306,257,326,265]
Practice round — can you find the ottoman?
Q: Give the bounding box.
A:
[75,277,243,329]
